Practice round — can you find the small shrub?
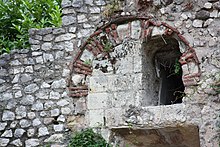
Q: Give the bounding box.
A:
[0,0,62,54]
[68,129,112,147]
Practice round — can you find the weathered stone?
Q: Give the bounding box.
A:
[55,33,76,42]
[35,90,49,99]
[43,53,54,62]
[35,56,44,64]
[51,79,66,89]
[204,18,214,27]
[72,74,85,86]
[43,34,55,41]
[1,129,13,137]
[75,98,86,114]
[15,91,22,98]
[210,10,218,18]
[57,99,69,107]
[192,19,203,28]
[0,93,13,101]
[40,111,47,117]
[41,82,51,88]
[25,139,39,147]
[44,118,54,125]
[31,102,44,111]
[204,2,212,9]
[77,14,88,23]
[21,95,35,105]
[2,110,15,121]
[29,38,40,45]
[50,91,60,99]
[61,107,71,115]
[38,127,49,137]
[44,134,64,143]
[10,139,23,147]
[27,112,36,119]
[15,106,27,119]
[57,115,66,122]
[62,15,76,26]
[0,138,10,146]
[19,119,31,128]
[20,74,32,83]
[10,121,18,128]
[51,109,60,117]
[14,128,26,138]
[27,128,35,137]
[0,123,7,131]
[33,118,42,126]
[195,10,210,20]
[41,42,52,50]
[53,124,64,132]
[24,84,39,93]
[44,101,55,109]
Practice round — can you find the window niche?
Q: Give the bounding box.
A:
[143,36,185,106]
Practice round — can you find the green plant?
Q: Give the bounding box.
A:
[103,42,113,52]
[0,0,62,54]
[84,59,92,66]
[68,129,112,147]
[174,59,181,75]
[102,0,120,17]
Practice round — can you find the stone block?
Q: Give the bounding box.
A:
[117,24,130,40]
[25,139,39,147]
[115,56,133,74]
[151,26,166,36]
[88,109,104,127]
[2,110,15,121]
[108,75,133,92]
[87,93,108,110]
[38,127,49,137]
[62,15,77,26]
[131,21,141,39]
[0,138,10,146]
[55,33,76,42]
[111,91,135,108]
[89,75,108,93]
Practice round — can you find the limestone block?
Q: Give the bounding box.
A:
[89,75,108,93]
[131,21,141,39]
[115,56,133,74]
[117,24,130,40]
[105,108,124,126]
[55,33,76,42]
[108,75,133,92]
[88,109,104,127]
[151,26,166,37]
[87,93,108,110]
[111,91,135,107]
[44,134,64,143]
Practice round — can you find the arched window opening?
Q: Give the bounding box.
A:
[143,37,185,106]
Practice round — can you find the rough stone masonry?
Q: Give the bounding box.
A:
[0,0,220,146]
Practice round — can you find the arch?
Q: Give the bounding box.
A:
[68,16,200,98]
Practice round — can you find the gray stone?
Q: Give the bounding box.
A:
[20,74,32,83]
[24,58,35,65]
[210,10,218,18]
[51,79,66,89]
[192,19,203,28]
[0,123,7,131]
[61,107,71,115]
[69,27,76,33]
[27,112,36,119]
[53,28,66,34]
[204,2,212,9]
[57,99,69,107]
[6,100,17,109]
[0,68,7,76]
[62,15,76,26]
[51,109,60,117]
[55,33,76,42]
[41,82,51,88]
[12,74,20,83]
[1,93,13,101]
[44,118,54,125]
[35,56,44,64]
[38,126,49,137]
[43,34,54,41]
[10,139,22,147]
[57,115,65,122]
[43,53,54,62]
[77,14,88,23]
[31,45,41,51]
[174,0,184,5]
[21,95,35,105]
[36,28,52,35]
[14,128,26,138]
[62,8,76,14]
[19,119,31,128]
[15,91,22,98]
[15,106,27,119]
[75,98,86,114]
[41,42,52,50]
[50,91,60,99]
[195,10,210,20]
[25,139,39,147]
[55,51,64,59]
[44,134,64,143]
[10,60,21,66]
[31,102,44,111]
[33,118,42,126]
[213,2,220,10]
[53,124,64,132]
[72,0,83,7]
[27,128,35,137]
[1,129,13,137]
[0,138,10,146]
[29,38,40,45]
[44,101,55,109]
[0,79,5,84]
[10,121,18,128]
[61,0,72,7]
[35,90,49,99]
[40,111,47,117]
[24,84,39,93]
[204,18,214,27]
[2,110,15,121]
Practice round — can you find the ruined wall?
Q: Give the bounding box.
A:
[0,0,220,147]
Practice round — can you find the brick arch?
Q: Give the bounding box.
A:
[68,16,200,98]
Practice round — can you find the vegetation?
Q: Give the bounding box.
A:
[102,0,120,17]
[68,129,112,147]
[0,0,62,54]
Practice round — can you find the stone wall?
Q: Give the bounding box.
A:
[0,0,220,147]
